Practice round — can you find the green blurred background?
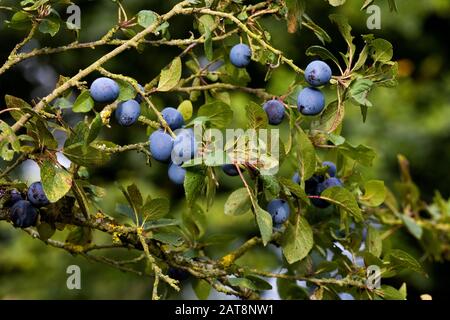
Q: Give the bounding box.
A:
[0,0,449,299]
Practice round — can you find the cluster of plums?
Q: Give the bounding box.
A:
[5,182,50,228]
[229,43,332,124]
[294,161,343,208]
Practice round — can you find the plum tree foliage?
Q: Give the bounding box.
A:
[0,0,449,300]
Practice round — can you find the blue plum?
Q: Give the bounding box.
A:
[168,267,189,281]
[267,199,290,225]
[304,60,332,87]
[292,172,300,184]
[168,163,186,185]
[222,164,240,176]
[149,130,174,162]
[263,99,285,125]
[322,161,337,177]
[27,182,49,207]
[230,44,252,68]
[297,87,325,116]
[115,99,141,127]
[161,107,184,130]
[89,77,120,103]
[171,129,197,165]
[10,200,38,228]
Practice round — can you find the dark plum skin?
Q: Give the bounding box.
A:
[322,161,337,177]
[10,200,38,228]
[89,77,120,103]
[267,199,290,225]
[229,44,252,68]
[297,87,325,116]
[149,130,174,162]
[222,164,241,176]
[3,189,23,207]
[168,163,186,185]
[27,182,49,207]
[168,267,190,281]
[292,172,300,184]
[161,107,185,130]
[304,60,332,87]
[171,128,197,165]
[115,99,141,127]
[263,99,285,125]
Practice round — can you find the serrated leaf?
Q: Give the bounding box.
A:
[39,17,60,36]
[193,279,211,300]
[40,160,72,203]
[137,10,158,28]
[278,177,310,204]
[224,188,252,216]
[66,226,92,245]
[152,232,183,246]
[366,225,382,257]
[296,127,316,181]
[157,57,182,92]
[349,79,373,107]
[386,249,425,275]
[321,186,363,222]
[197,101,233,128]
[401,215,423,240]
[184,166,206,207]
[281,216,314,264]
[338,142,376,167]
[228,277,257,290]
[246,101,268,130]
[379,285,406,300]
[360,180,386,207]
[255,204,273,246]
[142,198,170,221]
[306,45,340,69]
[72,90,94,113]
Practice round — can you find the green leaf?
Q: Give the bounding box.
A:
[338,142,376,167]
[306,45,340,69]
[184,166,206,207]
[386,249,425,275]
[329,14,354,52]
[255,205,273,246]
[228,277,257,290]
[193,279,211,300]
[157,57,182,92]
[349,79,373,107]
[370,38,393,63]
[72,90,94,113]
[246,101,268,130]
[366,225,382,257]
[197,101,233,128]
[40,160,72,203]
[360,180,386,207]
[302,15,331,43]
[246,275,272,290]
[277,277,309,299]
[66,226,92,246]
[379,285,406,300]
[182,203,206,239]
[142,198,170,221]
[296,127,316,181]
[321,186,363,222]
[37,222,56,241]
[63,145,110,167]
[116,79,137,101]
[152,232,183,246]
[143,218,179,230]
[137,10,158,28]
[278,177,310,204]
[281,216,314,264]
[224,188,252,216]
[400,215,423,240]
[127,183,143,208]
[177,100,193,121]
[39,16,60,36]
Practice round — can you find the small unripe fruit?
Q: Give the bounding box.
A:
[267,199,290,225]
[297,87,325,116]
[263,99,285,125]
[171,129,197,165]
[115,99,141,127]
[230,44,252,68]
[89,77,120,103]
[149,130,174,162]
[27,182,49,207]
[168,163,186,185]
[304,60,332,87]
[222,164,240,176]
[161,107,185,130]
[322,161,337,177]
[10,200,38,228]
